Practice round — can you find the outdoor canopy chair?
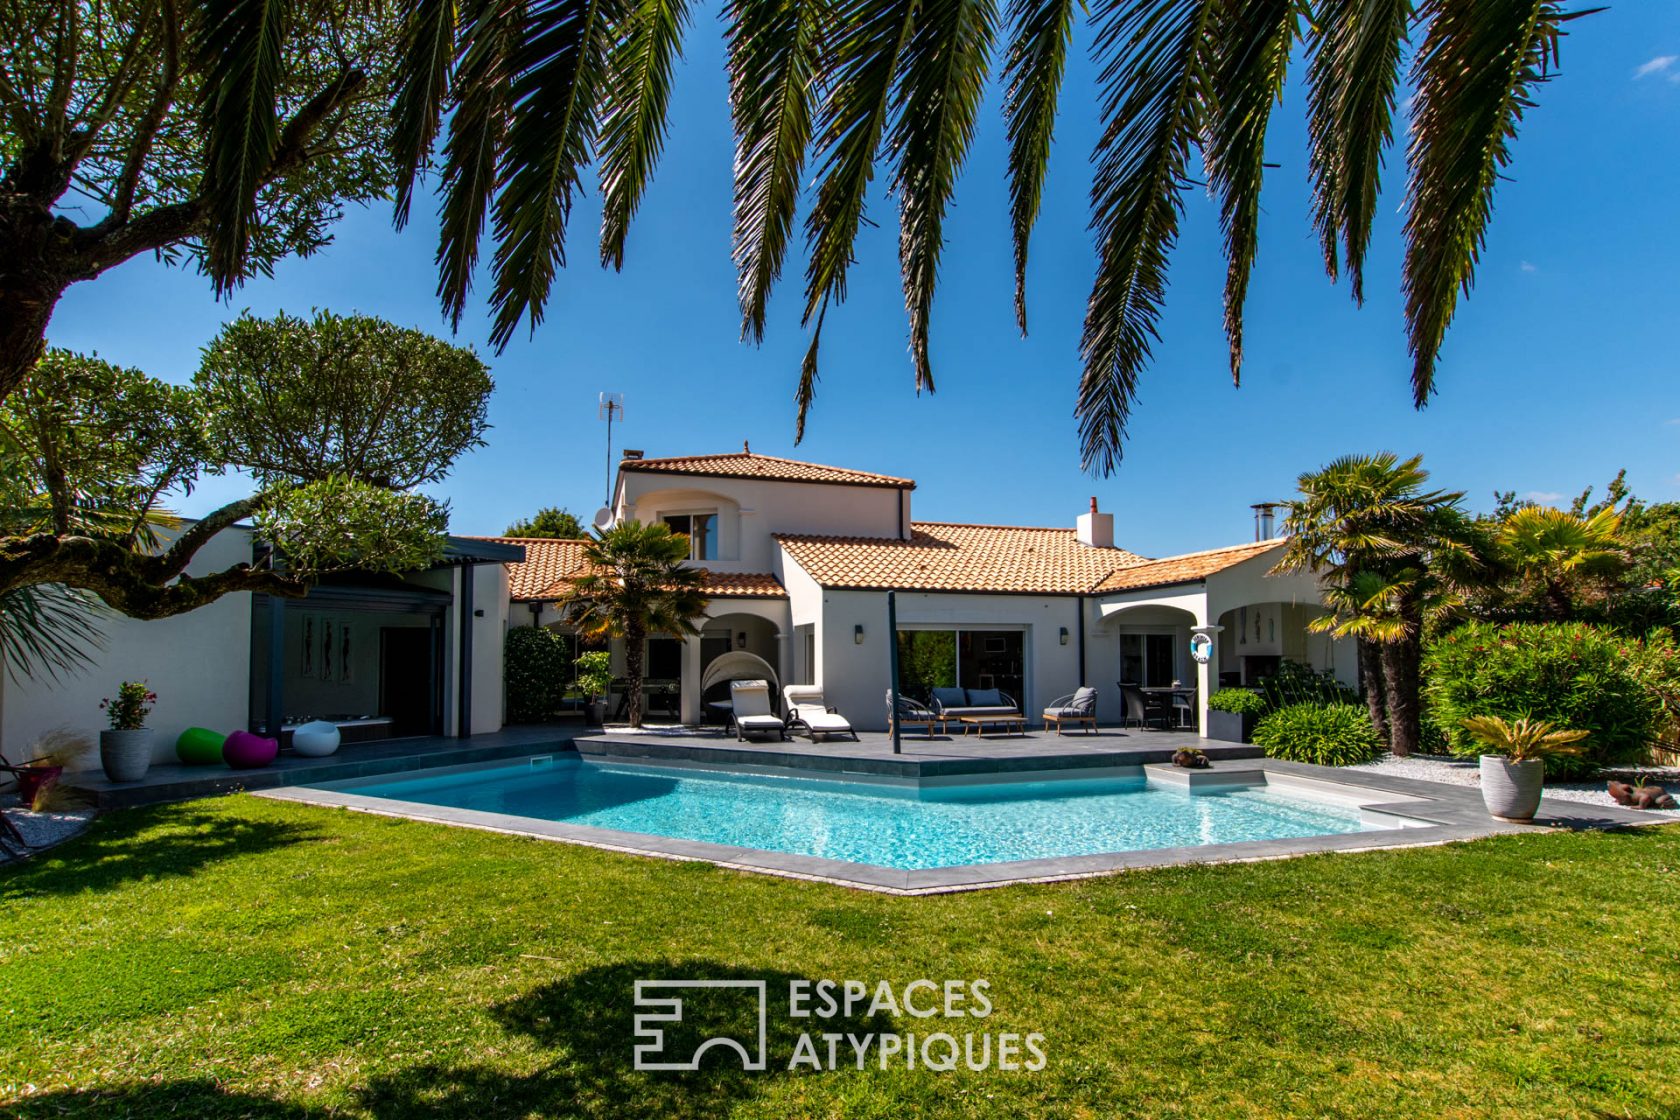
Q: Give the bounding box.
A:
[885,691,940,738]
[1043,686,1099,735]
[782,685,857,742]
[729,680,788,742]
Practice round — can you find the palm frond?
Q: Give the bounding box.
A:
[194,0,293,293]
[0,585,107,686]
[1202,0,1299,380]
[599,0,692,269]
[796,0,920,434]
[727,0,829,342]
[392,0,461,228]
[887,0,997,391]
[435,0,522,329]
[1078,0,1218,474]
[1304,0,1412,300]
[1403,0,1590,402]
[486,0,623,349]
[1000,0,1075,333]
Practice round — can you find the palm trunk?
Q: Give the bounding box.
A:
[1381,636,1422,758]
[624,624,646,729]
[1358,638,1390,748]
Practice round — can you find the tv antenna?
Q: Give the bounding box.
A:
[598,392,624,509]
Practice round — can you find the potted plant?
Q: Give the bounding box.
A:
[1,730,87,809]
[1207,688,1267,743]
[98,681,158,782]
[1461,714,1588,822]
[575,652,613,727]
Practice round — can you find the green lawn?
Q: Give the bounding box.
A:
[3,798,1679,1119]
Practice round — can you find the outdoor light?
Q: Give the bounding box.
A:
[854,624,865,644]
[1059,627,1069,645]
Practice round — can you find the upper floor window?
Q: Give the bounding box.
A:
[662,512,717,560]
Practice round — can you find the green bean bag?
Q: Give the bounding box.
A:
[176,726,226,765]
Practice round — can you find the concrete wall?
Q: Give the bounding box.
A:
[0,528,255,771]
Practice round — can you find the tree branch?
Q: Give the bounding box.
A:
[146,494,268,581]
[112,0,179,224]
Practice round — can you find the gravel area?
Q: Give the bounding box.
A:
[0,806,98,861]
[1346,754,1680,813]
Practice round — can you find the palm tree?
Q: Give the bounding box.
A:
[558,522,708,728]
[184,0,1595,472]
[1496,506,1628,620]
[1277,453,1481,756]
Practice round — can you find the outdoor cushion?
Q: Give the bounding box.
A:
[223,730,278,769]
[930,687,967,712]
[966,688,1004,707]
[175,727,226,765]
[1044,706,1089,719]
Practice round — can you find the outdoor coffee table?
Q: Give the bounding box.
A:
[959,714,1027,738]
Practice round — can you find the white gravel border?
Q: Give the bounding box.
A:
[0,806,98,861]
[1346,754,1680,812]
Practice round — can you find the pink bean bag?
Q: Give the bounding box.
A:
[223,730,279,770]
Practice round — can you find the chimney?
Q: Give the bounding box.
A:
[1251,502,1279,541]
[622,449,643,460]
[1077,496,1114,549]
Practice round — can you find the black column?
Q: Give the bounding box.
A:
[266,595,285,737]
[457,562,475,738]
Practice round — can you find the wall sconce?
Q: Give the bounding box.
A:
[854,624,865,645]
[1059,627,1069,645]
[736,632,747,649]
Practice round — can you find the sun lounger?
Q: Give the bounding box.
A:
[729,680,788,742]
[782,686,857,742]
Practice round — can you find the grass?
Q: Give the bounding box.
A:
[3,798,1680,1119]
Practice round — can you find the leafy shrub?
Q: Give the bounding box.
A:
[1423,621,1665,779]
[504,628,571,723]
[1258,661,1358,710]
[1208,688,1267,715]
[1253,703,1381,766]
[575,651,613,700]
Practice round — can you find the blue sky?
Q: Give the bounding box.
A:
[46,5,1680,558]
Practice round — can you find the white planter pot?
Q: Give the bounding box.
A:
[290,720,342,758]
[99,728,155,783]
[1481,755,1544,822]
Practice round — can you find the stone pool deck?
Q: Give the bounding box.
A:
[254,751,1664,895]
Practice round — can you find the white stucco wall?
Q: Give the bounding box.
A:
[0,528,255,771]
[618,472,908,571]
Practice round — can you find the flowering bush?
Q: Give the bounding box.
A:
[100,681,156,730]
[1424,622,1665,779]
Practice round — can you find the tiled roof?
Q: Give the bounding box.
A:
[696,572,787,598]
[620,451,914,489]
[473,536,592,600]
[1092,540,1286,593]
[776,523,1148,595]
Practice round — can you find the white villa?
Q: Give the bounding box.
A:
[496,448,1356,734]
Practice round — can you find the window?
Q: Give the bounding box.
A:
[1120,633,1178,687]
[662,512,717,560]
[895,629,1024,702]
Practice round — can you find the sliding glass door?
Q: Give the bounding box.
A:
[895,629,1025,702]
[1120,633,1179,687]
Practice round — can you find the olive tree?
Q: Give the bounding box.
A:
[0,310,491,621]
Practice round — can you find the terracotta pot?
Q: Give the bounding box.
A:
[100,728,155,783]
[1481,755,1544,822]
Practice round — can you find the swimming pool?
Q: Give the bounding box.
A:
[326,758,1394,871]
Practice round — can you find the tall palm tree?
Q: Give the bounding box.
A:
[559,521,708,728]
[1496,506,1628,620]
[186,0,1595,472]
[1276,453,1480,756]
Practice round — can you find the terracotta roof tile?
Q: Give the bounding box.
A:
[621,451,913,489]
[473,536,592,600]
[694,572,787,598]
[1092,540,1286,593]
[776,523,1147,594]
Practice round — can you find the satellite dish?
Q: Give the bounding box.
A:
[592,507,615,532]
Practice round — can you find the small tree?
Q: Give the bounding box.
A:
[559,522,707,728]
[0,311,491,620]
[505,507,586,539]
[504,627,573,723]
[1496,506,1628,621]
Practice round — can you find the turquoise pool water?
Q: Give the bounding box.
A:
[334,759,1383,870]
